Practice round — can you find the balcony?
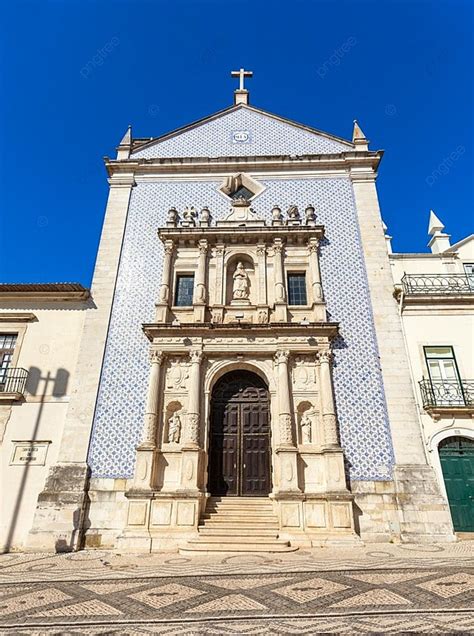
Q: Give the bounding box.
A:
[0,367,28,400]
[419,378,474,415]
[402,274,474,296]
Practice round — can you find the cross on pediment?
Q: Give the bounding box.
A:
[231,68,253,91]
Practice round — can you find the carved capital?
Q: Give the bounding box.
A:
[256,244,266,257]
[272,238,284,254]
[149,350,164,365]
[307,237,320,254]
[316,350,332,365]
[274,349,290,365]
[198,239,208,255]
[163,240,174,257]
[189,350,204,364]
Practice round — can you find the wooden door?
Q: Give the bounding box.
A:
[208,371,271,497]
[439,437,474,532]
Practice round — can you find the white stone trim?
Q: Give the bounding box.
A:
[427,426,474,501]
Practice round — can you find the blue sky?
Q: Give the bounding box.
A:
[1,0,472,285]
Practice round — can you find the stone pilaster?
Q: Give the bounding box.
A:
[307,237,323,301]
[317,351,339,448]
[193,240,208,322]
[256,243,267,305]
[130,350,164,492]
[272,238,287,322]
[156,240,174,322]
[274,349,299,494]
[184,350,203,449]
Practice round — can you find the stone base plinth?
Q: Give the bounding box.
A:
[26,463,90,552]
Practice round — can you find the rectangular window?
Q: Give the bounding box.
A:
[287,273,307,306]
[174,275,194,307]
[0,334,17,387]
[424,346,464,406]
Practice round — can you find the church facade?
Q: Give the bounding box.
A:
[2,74,462,552]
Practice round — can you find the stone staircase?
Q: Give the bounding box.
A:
[179,496,297,554]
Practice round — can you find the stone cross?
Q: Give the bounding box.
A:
[231,68,253,91]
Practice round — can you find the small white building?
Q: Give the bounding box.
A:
[388,212,474,534]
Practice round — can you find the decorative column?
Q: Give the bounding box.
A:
[274,349,300,493]
[193,239,208,322]
[307,237,323,301]
[317,351,339,447]
[179,350,204,493]
[256,243,267,305]
[212,244,225,324]
[156,240,174,322]
[131,350,164,491]
[184,350,203,448]
[273,238,287,322]
[274,350,293,447]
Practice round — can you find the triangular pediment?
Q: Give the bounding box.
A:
[131,104,353,159]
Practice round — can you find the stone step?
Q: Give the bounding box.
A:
[208,499,271,506]
[201,515,278,528]
[198,527,279,537]
[202,509,277,521]
[179,541,297,554]
[206,503,274,511]
[193,536,287,545]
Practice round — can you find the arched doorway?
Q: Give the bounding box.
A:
[208,370,272,496]
[439,436,474,532]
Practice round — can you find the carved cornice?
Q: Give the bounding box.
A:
[158,225,325,247]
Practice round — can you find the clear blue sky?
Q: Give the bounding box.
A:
[1,0,472,286]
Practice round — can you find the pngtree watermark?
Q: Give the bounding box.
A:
[316,37,358,79]
[426,145,465,187]
[80,36,120,80]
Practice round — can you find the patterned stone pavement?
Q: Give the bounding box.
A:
[0,543,473,633]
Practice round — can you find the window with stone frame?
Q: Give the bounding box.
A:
[287,273,308,306]
[174,274,195,307]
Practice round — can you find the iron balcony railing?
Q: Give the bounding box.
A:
[402,273,474,295]
[0,367,28,395]
[419,378,474,409]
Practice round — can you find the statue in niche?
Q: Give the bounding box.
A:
[301,413,312,444]
[232,262,250,299]
[167,413,182,443]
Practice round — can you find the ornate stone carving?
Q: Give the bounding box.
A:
[258,309,268,324]
[232,262,250,300]
[317,350,333,365]
[189,350,203,364]
[308,237,320,253]
[182,206,197,226]
[167,413,182,443]
[256,244,266,256]
[287,205,300,221]
[186,413,200,445]
[323,414,339,446]
[166,359,189,390]
[293,357,316,388]
[149,350,163,365]
[279,413,293,445]
[274,349,290,365]
[271,205,283,223]
[200,206,211,226]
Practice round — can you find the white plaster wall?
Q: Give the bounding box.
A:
[0,303,86,550]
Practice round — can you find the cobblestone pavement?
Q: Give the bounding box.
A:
[0,542,473,633]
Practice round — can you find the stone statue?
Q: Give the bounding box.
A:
[305,205,316,225]
[200,206,211,225]
[167,207,178,225]
[182,206,196,226]
[271,205,283,223]
[287,205,300,221]
[232,262,249,299]
[167,413,182,443]
[301,413,312,444]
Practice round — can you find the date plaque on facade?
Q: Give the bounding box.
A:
[231,130,251,143]
[10,441,50,466]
